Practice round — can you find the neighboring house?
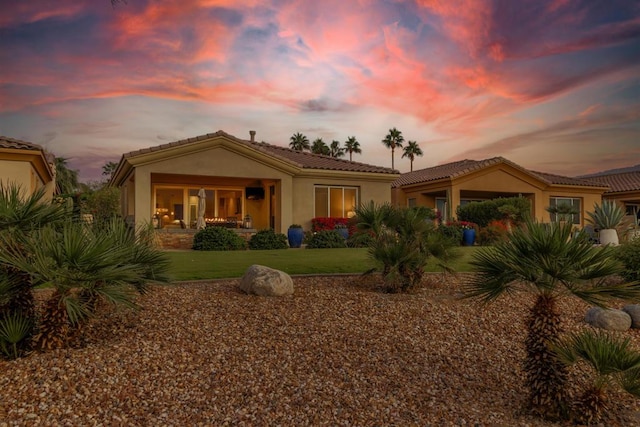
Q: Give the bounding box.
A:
[392,157,608,226]
[0,136,56,201]
[110,130,399,232]
[578,165,640,226]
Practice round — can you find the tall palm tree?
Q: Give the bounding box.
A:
[289,132,310,152]
[344,136,361,161]
[382,127,404,170]
[329,140,344,158]
[311,138,329,155]
[54,157,79,196]
[402,140,423,172]
[465,220,640,420]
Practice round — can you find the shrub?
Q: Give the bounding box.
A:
[347,231,374,248]
[437,221,463,244]
[248,229,288,250]
[306,230,347,249]
[193,227,246,251]
[457,197,531,227]
[311,217,349,232]
[477,220,509,246]
[615,238,640,282]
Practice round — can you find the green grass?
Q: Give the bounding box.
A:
[165,246,478,281]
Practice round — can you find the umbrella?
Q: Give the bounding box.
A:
[196,188,206,229]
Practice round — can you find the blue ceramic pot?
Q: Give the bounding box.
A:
[287,227,304,248]
[462,228,476,246]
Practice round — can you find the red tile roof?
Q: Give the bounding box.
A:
[123,130,397,175]
[392,157,607,188]
[578,166,640,193]
[0,136,45,151]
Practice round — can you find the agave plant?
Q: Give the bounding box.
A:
[465,219,640,420]
[553,330,640,424]
[587,200,625,230]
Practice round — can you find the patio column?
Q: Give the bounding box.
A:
[134,167,152,228]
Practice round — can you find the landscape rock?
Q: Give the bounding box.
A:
[585,307,631,331]
[239,264,294,296]
[622,304,640,328]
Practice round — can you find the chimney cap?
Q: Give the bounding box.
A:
[249,130,256,142]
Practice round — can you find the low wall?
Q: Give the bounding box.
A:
[155,229,196,250]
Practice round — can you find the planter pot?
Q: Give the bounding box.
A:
[462,229,476,246]
[599,228,619,246]
[287,227,304,248]
[336,228,349,240]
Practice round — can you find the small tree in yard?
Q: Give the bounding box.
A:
[465,219,640,421]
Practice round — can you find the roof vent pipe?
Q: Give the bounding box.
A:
[249,130,256,142]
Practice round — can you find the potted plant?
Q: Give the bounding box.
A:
[287,224,304,248]
[586,200,624,246]
[334,223,349,240]
[460,221,477,246]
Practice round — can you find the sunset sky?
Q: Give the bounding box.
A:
[1,0,639,181]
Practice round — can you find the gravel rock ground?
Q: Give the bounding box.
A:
[1,274,639,426]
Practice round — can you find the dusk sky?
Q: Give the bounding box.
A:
[1,0,639,181]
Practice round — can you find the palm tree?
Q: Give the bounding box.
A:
[289,132,310,152]
[344,136,361,161]
[311,138,330,155]
[54,157,79,196]
[329,140,344,158]
[465,219,640,420]
[402,140,423,172]
[382,128,404,170]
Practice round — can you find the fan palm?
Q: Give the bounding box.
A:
[465,219,640,420]
[344,136,361,161]
[289,132,310,151]
[402,140,423,172]
[329,140,344,158]
[311,138,330,155]
[553,330,640,424]
[54,157,80,196]
[382,128,404,170]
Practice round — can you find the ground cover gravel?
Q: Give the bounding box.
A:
[1,274,638,426]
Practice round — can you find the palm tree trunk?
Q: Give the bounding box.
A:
[33,290,70,351]
[524,294,568,420]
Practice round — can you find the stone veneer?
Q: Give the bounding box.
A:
[155,229,196,250]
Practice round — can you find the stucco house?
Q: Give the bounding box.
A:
[110,130,399,234]
[579,165,640,226]
[0,136,56,201]
[392,157,608,226]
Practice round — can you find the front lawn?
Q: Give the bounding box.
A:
[165,246,478,280]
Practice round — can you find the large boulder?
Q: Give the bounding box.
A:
[622,304,640,329]
[239,265,294,296]
[585,307,631,331]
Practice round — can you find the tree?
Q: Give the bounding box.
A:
[102,161,119,181]
[54,157,79,196]
[311,138,330,155]
[289,132,310,152]
[344,136,361,161]
[382,128,404,170]
[329,140,344,158]
[465,219,640,420]
[402,140,423,172]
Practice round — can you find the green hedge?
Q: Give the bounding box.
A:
[457,197,531,227]
[193,227,246,251]
[306,230,347,249]
[248,229,288,250]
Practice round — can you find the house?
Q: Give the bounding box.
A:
[578,165,640,226]
[0,136,56,201]
[392,157,608,226]
[110,130,399,235]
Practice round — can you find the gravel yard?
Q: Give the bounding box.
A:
[1,274,639,426]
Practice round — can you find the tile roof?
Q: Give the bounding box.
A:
[0,136,45,152]
[392,156,608,188]
[577,168,640,193]
[123,130,397,175]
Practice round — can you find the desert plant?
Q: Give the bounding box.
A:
[193,226,246,251]
[465,219,640,420]
[305,230,347,249]
[0,311,32,360]
[615,238,640,282]
[354,201,394,237]
[587,200,625,230]
[346,231,374,248]
[248,229,288,250]
[553,330,640,424]
[546,203,579,223]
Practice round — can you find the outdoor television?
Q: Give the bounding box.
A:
[245,187,265,200]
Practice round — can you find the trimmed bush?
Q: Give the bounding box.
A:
[248,229,288,250]
[347,231,374,248]
[478,221,509,246]
[306,230,347,249]
[615,238,640,282]
[457,197,531,227]
[193,227,246,251]
[437,222,463,244]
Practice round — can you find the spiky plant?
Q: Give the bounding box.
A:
[587,200,625,230]
[553,330,640,424]
[465,219,640,420]
[0,311,33,359]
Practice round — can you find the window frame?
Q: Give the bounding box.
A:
[549,197,581,225]
[313,185,359,218]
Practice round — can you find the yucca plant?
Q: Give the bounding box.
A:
[553,330,640,424]
[587,200,625,230]
[465,219,640,420]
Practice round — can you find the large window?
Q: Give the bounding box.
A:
[314,186,358,218]
[155,186,243,228]
[549,197,581,224]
